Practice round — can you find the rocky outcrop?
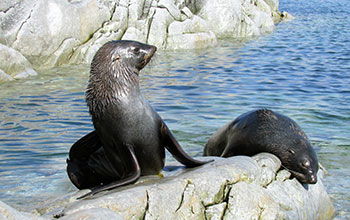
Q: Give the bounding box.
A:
[0,153,333,220]
[0,43,37,82]
[0,0,284,81]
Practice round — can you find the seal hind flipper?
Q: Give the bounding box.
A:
[67,131,103,189]
[160,121,213,167]
[67,131,119,189]
[77,144,141,199]
[68,130,101,161]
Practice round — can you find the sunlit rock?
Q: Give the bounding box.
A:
[0,0,112,68]
[0,43,37,82]
[0,201,45,220]
[0,0,286,69]
[167,15,217,49]
[21,153,334,220]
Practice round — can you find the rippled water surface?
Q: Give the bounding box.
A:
[1,0,349,217]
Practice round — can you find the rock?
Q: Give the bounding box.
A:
[158,0,182,21]
[0,200,45,220]
[167,15,217,49]
[224,181,281,219]
[145,8,171,49]
[24,153,333,220]
[0,69,14,81]
[0,0,112,68]
[197,0,279,38]
[281,11,295,21]
[0,43,37,82]
[205,202,227,220]
[59,208,124,220]
[0,0,286,69]
[68,6,129,65]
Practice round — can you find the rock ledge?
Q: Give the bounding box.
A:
[0,153,334,220]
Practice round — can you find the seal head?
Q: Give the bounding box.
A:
[283,143,318,184]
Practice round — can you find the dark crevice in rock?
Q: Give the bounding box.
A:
[258,204,265,219]
[142,190,150,220]
[0,4,16,14]
[157,5,177,21]
[109,1,118,21]
[12,3,36,48]
[175,181,190,212]
[220,183,232,218]
[145,8,156,44]
[140,0,151,19]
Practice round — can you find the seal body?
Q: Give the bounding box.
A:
[203,109,319,184]
[67,40,210,198]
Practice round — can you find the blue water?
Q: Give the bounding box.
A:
[0,0,349,218]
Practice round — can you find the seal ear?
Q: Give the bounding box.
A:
[113,55,120,62]
[288,149,295,155]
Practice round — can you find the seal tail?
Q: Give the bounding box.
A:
[160,121,213,167]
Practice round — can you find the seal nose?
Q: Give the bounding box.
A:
[148,45,157,56]
[309,174,317,184]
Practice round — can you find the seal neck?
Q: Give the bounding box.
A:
[86,62,140,118]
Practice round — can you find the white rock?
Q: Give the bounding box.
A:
[27,153,334,220]
[0,69,14,82]
[205,202,227,220]
[147,8,173,49]
[0,200,46,220]
[68,6,128,65]
[224,181,281,219]
[197,0,242,38]
[1,0,112,68]
[181,7,194,19]
[60,208,124,220]
[0,0,286,68]
[158,0,182,21]
[167,15,217,49]
[264,0,279,11]
[0,43,37,81]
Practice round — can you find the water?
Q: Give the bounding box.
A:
[0,0,349,217]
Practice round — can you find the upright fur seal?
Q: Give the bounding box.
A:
[203,109,319,184]
[67,40,211,198]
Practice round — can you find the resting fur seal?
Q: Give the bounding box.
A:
[203,109,319,184]
[67,40,211,198]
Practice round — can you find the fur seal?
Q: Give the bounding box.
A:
[67,40,211,198]
[203,109,319,184]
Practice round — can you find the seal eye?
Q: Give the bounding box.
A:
[113,55,120,62]
[302,160,310,168]
[133,47,140,54]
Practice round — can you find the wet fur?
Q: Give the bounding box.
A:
[67,40,210,198]
[204,109,319,184]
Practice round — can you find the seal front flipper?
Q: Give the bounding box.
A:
[77,144,141,199]
[160,121,213,167]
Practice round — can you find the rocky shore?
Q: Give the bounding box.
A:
[0,153,334,219]
[0,0,288,81]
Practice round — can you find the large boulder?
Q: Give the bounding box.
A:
[0,0,113,69]
[8,153,332,220]
[0,0,284,71]
[0,43,37,82]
